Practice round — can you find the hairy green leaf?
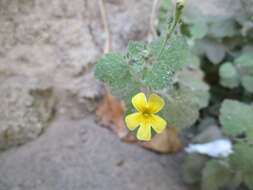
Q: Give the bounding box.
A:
[229,143,253,173]
[201,160,231,190]
[161,88,200,129]
[241,75,253,93]
[177,67,210,108]
[219,62,240,88]
[127,41,146,61]
[208,17,238,38]
[144,36,188,89]
[95,53,129,86]
[190,23,208,39]
[95,52,142,108]
[183,153,209,184]
[227,172,243,190]
[196,39,226,64]
[219,100,253,139]
[244,172,253,190]
[234,53,253,75]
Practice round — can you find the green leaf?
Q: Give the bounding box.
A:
[219,100,253,139]
[201,160,231,190]
[241,75,253,93]
[183,153,209,184]
[177,67,210,108]
[219,62,240,88]
[190,23,208,39]
[227,172,243,190]
[244,172,253,190]
[208,17,238,38]
[95,53,129,86]
[95,52,142,109]
[234,53,253,75]
[144,36,188,89]
[109,77,140,102]
[229,143,253,173]
[161,88,200,129]
[196,39,226,64]
[127,41,146,61]
[182,3,206,25]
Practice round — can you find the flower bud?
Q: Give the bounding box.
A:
[176,0,185,9]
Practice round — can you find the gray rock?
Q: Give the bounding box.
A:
[0,76,55,150]
[0,0,153,148]
[0,0,153,119]
[0,116,187,190]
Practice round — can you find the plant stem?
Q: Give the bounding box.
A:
[158,0,185,58]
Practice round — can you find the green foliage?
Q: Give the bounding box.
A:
[189,23,207,39]
[95,53,129,87]
[219,62,240,88]
[235,53,253,92]
[177,66,210,108]
[159,54,209,129]
[127,41,146,60]
[208,17,238,38]
[241,76,253,93]
[229,143,253,173]
[183,153,209,184]
[244,173,253,190]
[219,100,253,139]
[228,172,243,190]
[235,53,253,76]
[144,36,188,89]
[196,39,226,64]
[217,53,253,92]
[127,41,147,73]
[95,53,141,105]
[201,160,231,190]
[95,33,209,131]
[163,87,200,129]
[175,0,253,189]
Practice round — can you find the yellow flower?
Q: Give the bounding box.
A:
[125,92,167,141]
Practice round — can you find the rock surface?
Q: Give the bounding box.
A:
[0,76,55,150]
[0,115,188,190]
[0,0,153,148]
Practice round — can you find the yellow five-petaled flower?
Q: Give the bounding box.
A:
[125,92,167,141]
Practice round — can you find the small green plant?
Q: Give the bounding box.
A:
[168,0,253,189]
[219,53,253,93]
[95,0,209,140]
[183,99,253,190]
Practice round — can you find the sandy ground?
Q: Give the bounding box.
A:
[0,115,189,190]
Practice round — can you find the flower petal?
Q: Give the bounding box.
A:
[150,115,167,133]
[125,113,142,131]
[132,92,148,112]
[147,93,165,113]
[137,123,152,141]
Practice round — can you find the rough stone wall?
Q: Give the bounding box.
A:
[0,0,152,149]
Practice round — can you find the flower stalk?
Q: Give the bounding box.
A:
[158,0,185,58]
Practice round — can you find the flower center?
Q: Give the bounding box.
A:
[143,112,150,117]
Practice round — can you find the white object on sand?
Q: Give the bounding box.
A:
[185,139,233,158]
